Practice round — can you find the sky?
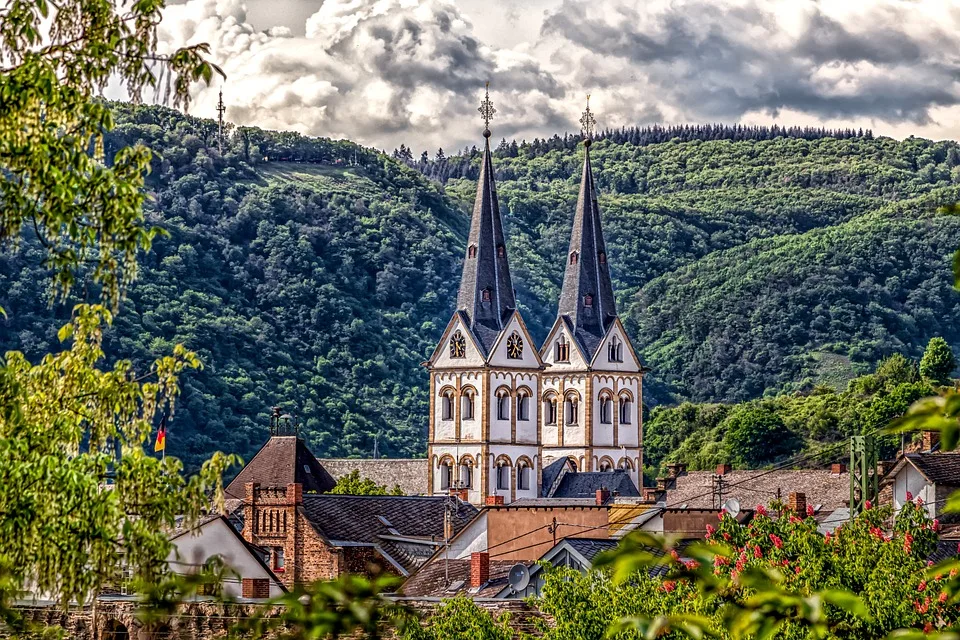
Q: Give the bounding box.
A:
[152,0,960,153]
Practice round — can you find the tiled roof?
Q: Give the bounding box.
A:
[563,537,620,562]
[401,558,516,598]
[551,470,640,500]
[510,498,604,507]
[928,538,960,564]
[225,436,336,500]
[301,495,477,545]
[664,470,850,511]
[903,453,960,486]
[318,459,429,496]
[541,457,570,498]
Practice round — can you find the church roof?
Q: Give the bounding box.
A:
[557,141,617,360]
[224,435,337,500]
[455,133,516,355]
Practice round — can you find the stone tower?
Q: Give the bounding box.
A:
[425,86,543,505]
[538,98,644,487]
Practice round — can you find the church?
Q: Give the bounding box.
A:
[425,91,644,505]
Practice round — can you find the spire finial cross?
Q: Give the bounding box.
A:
[479,82,496,137]
[580,94,596,143]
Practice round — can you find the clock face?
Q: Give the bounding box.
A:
[450,332,466,358]
[506,332,523,359]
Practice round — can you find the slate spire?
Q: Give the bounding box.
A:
[455,84,516,354]
[557,97,617,359]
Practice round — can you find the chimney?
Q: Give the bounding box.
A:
[716,463,732,476]
[666,463,687,478]
[642,488,664,503]
[449,488,469,502]
[241,578,270,599]
[923,431,940,452]
[470,552,490,588]
[596,488,610,505]
[656,476,676,491]
[485,495,504,506]
[831,463,847,475]
[287,483,303,506]
[787,492,807,515]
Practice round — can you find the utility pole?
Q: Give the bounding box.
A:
[712,474,724,510]
[850,435,879,518]
[216,89,226,154]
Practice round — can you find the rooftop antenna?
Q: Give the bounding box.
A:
[216,89,226,154]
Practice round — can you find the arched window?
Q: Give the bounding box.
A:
[599,456,615,472]
[461,387,476,421]
[517,460,531,491]
[564,393,579,425]
[619,393,632,425]
[555,335,570,362]
[608,335,623,362]
[543,393,558,425]
[482,288,492,302]
[439,457,454,490]
[599,394,613,424]
[468,245,477,258]
[460,459,473,489]
[497,244,506,258]
[583,294,593,308]
[567,457,579,472]
[517,389,530,421]
[103,620,130,640]
[496,458,511,491]
[570,251,579,265]
[496,388,511,421]
[598,251,607,264]
[440,389,454,421]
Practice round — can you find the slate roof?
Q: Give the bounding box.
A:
[456,134,516,355]
[318,458,429,496]
[301,495,477,544]
[902,453,960,486]
[224,436,336,500]
[401,558,516,598]
[928,538,960,565]
[563,537,620,563]
[556,143,617,360]
[551,470,641,501]
[663,470,850,511]
[540,457,571,498]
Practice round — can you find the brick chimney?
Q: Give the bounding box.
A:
[241,578,270,599]
[470,552,490,588]
[716,463,732,475]
[665,463,687,478]
[642,487,664,503]
[449,488,469,502]
[923,431,940,452]
[787,492,807,515]
[485,495,504,506]
[831,463,847,475]
[596,488,610,505]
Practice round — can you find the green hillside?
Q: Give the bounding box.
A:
[2,104,960,470]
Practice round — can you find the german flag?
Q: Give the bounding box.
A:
[154,415,167,453]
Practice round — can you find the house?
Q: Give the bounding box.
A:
[882,452,960,529]
[239,482,477,588]
[540,456,641,500]
[224,432,338,506]
[495,537,621,599]
[168,515,286,599]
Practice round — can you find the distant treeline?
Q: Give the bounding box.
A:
[394,123,876,184]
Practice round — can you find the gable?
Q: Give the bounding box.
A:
[540,318,589,370]
[427,312,487,368]
[486,311,543,368]
[590,319,642,372]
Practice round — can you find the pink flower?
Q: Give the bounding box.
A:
[865,500,872,510]
[723,532,731,541]
[705,524,715,539]
[917,496,925,506]
[684,560,700,570]
[754,545,763,559]
[756,504,769,517]
[789,515,801,524]
[940,592,949,604]
[663,581,676,593]
[918,580,928,592]
[714,555,729,567]
[795,565,802,575]
[904,532,914,554]
[806,504,815,517]
[670,549,681,561]
[769,534,784,549]
[718,511,726,520]
[934,519,941,532]
[924,623,934,634]
[907,491,914,501]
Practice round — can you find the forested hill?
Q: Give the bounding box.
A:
[1,104,960,471]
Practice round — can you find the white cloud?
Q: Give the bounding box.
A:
[153,0,960,152]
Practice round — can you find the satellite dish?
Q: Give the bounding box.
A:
[722,498,741,518]
[508,563,530,592]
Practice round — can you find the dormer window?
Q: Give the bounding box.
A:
[598,251,607,264]
[570,251,579,265]
[497,244,505,258]
[608,335,623,362]
[482,288,492,302]
[583,294,593,308]
[468,245,477,258]
[555,336,570,362]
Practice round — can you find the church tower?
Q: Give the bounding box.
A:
[425,85,543,505]
[539,98,644,487]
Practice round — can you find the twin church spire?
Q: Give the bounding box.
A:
[455,90,617,360]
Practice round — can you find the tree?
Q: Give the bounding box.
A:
[920,336,956,384]
[400,596,512,640]
[723,405,799,468]
[330,469,403,496]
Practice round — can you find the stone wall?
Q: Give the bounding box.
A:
[319,459,429,496]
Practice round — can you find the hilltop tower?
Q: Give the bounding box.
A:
[425,85,543,505]
[539,97,644,487]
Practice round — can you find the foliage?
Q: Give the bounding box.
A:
[920,337,956,385]
[0,0,220,307]
[645,353,934,478]
[398,596,512,640]
[330,469,403,496]
[230,574,406,640]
